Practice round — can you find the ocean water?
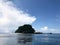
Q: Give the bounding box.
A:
[0,33,60,45]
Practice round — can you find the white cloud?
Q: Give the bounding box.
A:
[41,26,48,31]
[39,26,58,33]
[0,0,36,33]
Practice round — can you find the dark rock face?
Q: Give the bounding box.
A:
[15,24,35,33]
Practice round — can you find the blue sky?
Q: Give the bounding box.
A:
[12,0,60,33]
[0,0,60,33]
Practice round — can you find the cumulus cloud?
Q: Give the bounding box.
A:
[0,0,36,33]
[41,26,48,31]
[39,26,57,33]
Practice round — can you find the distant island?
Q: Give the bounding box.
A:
[15,24,43,34]
[34,32,43,34]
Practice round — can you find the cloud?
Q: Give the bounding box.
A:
[41,26,48,31]
[39,26,57,33]
[0,0,36,33]
[40,26,60,33]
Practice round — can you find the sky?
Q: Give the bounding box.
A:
[0,0,60,33]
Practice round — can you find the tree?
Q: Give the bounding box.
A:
[15,24,35,33]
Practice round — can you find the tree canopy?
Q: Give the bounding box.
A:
[15,24,35,33]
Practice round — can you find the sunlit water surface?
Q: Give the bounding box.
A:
[0,33,60,45]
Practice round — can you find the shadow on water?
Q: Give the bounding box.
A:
[17,34,33,45]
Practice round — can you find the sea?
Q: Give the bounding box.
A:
[0,33,60,45]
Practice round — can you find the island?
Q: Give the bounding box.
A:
[15,24,43,34]
[15,24,35,33]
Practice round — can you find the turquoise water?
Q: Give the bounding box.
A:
[0,33,60,45]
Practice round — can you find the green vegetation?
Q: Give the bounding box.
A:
[15,24,35,33]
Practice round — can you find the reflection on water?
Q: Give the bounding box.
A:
[0,34,33,45]
[0,34,60,45]
[17,34,33,45]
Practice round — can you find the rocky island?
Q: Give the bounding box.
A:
[15,24,35,33]
[15,24,43,34]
